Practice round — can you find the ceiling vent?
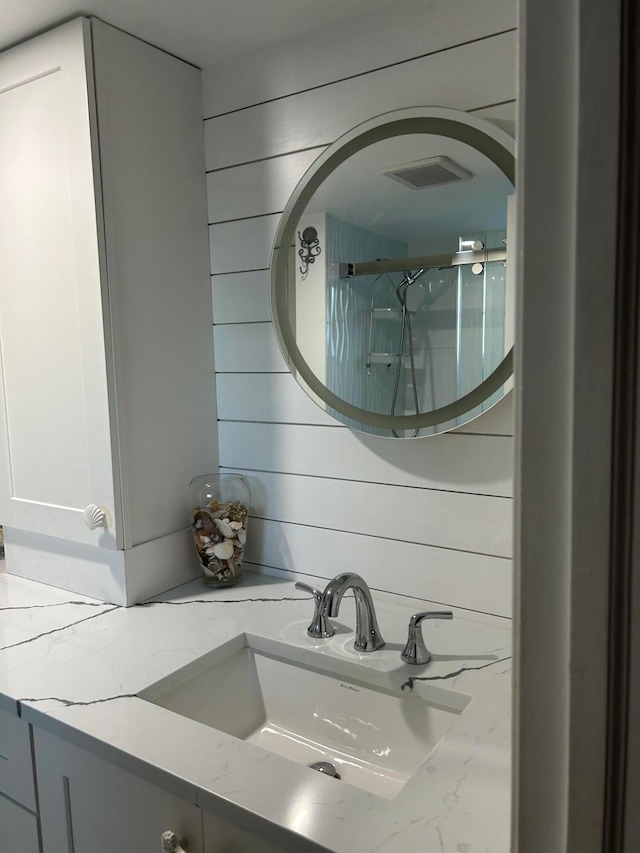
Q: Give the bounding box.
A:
[383,156,473,190]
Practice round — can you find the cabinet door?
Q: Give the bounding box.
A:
[34,728,203,853]
[0,707,37,810]
[0,794,40,853]
[0,18,121,548]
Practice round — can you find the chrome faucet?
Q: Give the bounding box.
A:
[298,572,385,652]
[294,581,334,638]
[401,611,453,665]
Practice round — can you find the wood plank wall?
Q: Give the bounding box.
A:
[202,0,517,617]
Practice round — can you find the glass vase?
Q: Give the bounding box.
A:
[188,473,250,587]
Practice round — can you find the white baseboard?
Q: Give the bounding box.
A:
[3,527,199,606]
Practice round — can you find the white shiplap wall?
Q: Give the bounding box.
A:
[202,0,517,618]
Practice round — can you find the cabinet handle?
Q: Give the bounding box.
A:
[82,504,107,530]
[161,831,187,852]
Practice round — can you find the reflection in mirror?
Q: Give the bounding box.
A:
[271,109,515,438]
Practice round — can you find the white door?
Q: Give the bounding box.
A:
[0,19,121,548]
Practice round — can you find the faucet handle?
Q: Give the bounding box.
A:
[401,611,453,666]
[295,581,322,601]
[295,582,335,639]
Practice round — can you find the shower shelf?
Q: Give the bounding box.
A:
[368,352,412,366]
[367,304,415,372]
[371,307,415,318]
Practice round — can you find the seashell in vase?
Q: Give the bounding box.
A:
[226,502,248,523]
[214,518,235,538]
[188,474,250,587]
[191,508,217,536]
[213,539,234,560]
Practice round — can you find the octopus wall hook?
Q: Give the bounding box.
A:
[298,225,321,276]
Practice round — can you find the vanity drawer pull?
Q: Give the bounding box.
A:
[161,831,187,852]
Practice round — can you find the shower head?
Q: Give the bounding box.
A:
[398,268,427,288]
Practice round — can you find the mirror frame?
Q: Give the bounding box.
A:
[270,107,516,434]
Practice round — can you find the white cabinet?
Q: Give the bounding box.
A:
[0,19,117,550]
[34,727,204,853]
[0,19,217,604]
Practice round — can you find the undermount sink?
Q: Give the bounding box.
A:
[139,634,471,799]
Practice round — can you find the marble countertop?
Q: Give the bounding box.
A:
[0,564,512,852]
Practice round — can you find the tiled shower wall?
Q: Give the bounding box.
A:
[203,0,517,618]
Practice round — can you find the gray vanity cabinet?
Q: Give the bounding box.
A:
[34,727,204,853]
[33,727,300,853]
[202,810,299,853]
[0,709,39,852]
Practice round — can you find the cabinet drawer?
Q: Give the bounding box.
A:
[0,708,36,810]
[0,792,40,853]
[204,810,294,853]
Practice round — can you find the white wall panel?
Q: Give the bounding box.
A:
[219,422,513,497]
[472,101,517,137]
[216,372,338,426]
[205,32,516,170]
[204,3,517,615]
[212,270,271,324]
[232,469,512,558]
[202,0,517,117]
[453,393,514,436]
[217,372,514,436]
[209,214,280,274]
[205,102,515,226]
[207,148,322,223]
[213,323,285,373]
[245,518,512,617]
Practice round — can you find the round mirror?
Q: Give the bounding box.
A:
[270,107,515,438]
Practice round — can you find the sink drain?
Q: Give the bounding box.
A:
[309,761,341,779]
